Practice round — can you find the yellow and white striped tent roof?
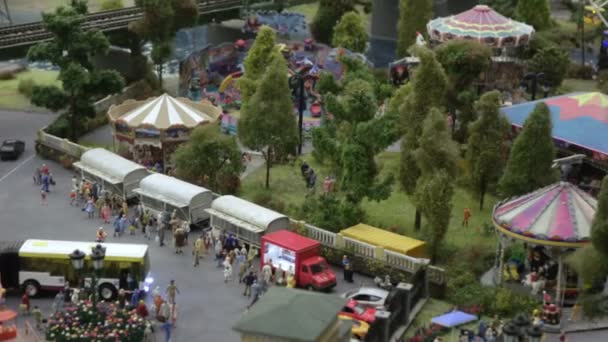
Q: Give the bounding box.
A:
[109,93,221,130]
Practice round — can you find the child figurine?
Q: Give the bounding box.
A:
[101,203,111,224]
[32,306,42,330]
[19,292,30,315]
[96,227,107,242]
[128,218,138,235]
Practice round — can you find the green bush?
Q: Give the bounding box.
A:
[45,115,71,138]
[252,190,286,214]
[100,0,124,11]
[0,71,15,80]
[17,78,36,98]
[566,63,594,80]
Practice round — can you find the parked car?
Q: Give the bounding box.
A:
[0,139,25,160]
[338,315,370,340]
[341,287,390,309]
[340,299,377,324]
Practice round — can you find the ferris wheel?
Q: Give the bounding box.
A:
[588,0,608,28]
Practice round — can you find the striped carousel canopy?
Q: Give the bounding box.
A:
[427,5,535,48]
[110,93,220,130]
[492,182,597,248]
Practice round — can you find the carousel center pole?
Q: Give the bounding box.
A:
[556,253,563,307]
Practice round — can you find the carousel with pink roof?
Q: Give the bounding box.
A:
[492,182,597,313]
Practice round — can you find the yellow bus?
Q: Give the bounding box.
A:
[2,239,152,300]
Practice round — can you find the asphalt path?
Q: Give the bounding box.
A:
[0,110,370,341]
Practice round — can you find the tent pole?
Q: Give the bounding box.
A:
[556,253,563,307]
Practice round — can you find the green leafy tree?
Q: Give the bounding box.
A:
[414,108,458,263]
[299,194,365,232]
[396,0,433,58]
[238,26,277,101]
[466,91,510,210]
[315,71,340,96]
[27,0,124,141]
[100,0,124,11]
[592,177,608,258]
[529,45,570,89]
[172,124,244,194]
[133,0,198,88]
[515,0,551,31]
[480,0,518,17]
[399,46,448,230]
[311,0,372,45]
[238,50,298,189]
[435,40,491,90]
[332,11,368,53]
[498,103,557,197]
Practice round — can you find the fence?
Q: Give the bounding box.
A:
[37,128,89,158]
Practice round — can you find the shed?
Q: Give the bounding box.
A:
[206,195,289,246]
[134,173,213,225]
[232,287,350,342]
[73,148,149,199]
[340,224,426,258]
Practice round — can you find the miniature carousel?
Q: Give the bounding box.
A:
[108,93,221,172]
[493,182,597,313]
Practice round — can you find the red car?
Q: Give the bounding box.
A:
[340,299,376,323]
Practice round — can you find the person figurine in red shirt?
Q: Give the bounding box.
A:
[462,207,471,228]
[20,292,30,315]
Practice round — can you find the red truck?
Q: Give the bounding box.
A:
[261,230,337,291]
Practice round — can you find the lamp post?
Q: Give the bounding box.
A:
[69,245,106,305]
[520,72,547,101]
[289,73,306,155]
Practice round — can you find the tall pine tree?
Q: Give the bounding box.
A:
[466,91,510,209]
[399,46,448,230]
[515,0,551,31]
[498,102,557,197]
[414,108,458,263]
[396,0,433,58]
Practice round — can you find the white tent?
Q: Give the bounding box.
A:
[73,148,149,199]
[206,195,290,246]
[134,173,213,225]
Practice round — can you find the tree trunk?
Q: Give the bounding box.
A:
[414,209,421,231]
[265,148,271,189]
[158,64,163,89]
[479,180,486,211]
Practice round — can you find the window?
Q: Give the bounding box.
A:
[342,306,353,314]
[354,294,372,301]
[310,262,327,275]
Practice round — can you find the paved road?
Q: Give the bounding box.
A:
[0,110,369,341]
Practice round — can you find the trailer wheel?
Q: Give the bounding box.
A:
[23,280,41,297]
[306,285,314,291]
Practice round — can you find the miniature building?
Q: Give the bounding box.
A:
[232,287,351,342]
[341,223,426,258]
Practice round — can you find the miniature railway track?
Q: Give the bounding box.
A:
[0,0,242,49]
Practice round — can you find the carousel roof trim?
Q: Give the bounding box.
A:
[492,182,597,248]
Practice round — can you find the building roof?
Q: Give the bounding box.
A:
[19,239,148,262]
[78,148,147,183]
[262,230,319,252]
[493,182,597,248]
[501,92,608,155]
[135,173,211,208]
[210,195,288,229]
[340,224,426,256]
[232,287,346,341]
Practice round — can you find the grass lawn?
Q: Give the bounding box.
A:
[239,151,499,266]
[0,69,61,111]
[10,0,135,14]
[402,298,486,339]
[560,78,598,93]
[287,2,373,33]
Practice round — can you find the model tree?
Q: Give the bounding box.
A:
[529,45,570,89]
[238,26,277,101]
[172,124,244,194]
[592,177,608,257]
[310,0,372,45]
[396,0,433,58]
[498,102,557,197]
[132,0,198,88]
[414,108,458,263]
[238,50,298,189]
[515,0,551,31]
[398,46,448,230]
[466,91,510,210]
[332,11,369,53]
[27,0,124,141]
[480,0,518,17]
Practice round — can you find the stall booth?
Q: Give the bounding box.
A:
[206,195,290,247]
[134,173,213,227]
[340,223,426,258]
[73,148,149,199]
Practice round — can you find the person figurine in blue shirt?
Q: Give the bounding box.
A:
[342,255,353,283]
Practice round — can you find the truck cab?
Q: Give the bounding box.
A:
[299,256,336,291]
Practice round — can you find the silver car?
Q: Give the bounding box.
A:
[341,287,390,309]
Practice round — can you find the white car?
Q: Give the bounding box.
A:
[341,287,390,309]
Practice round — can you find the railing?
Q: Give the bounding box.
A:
[343,236,375,258]
[304,223,336,247]
[385,249,422,274]
[427,265,447,285]
[37,129,89,158]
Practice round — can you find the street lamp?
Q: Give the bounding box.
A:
[69,245,106,305]
[69,249,85,270]
[520,72,547,101]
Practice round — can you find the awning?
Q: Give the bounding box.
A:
[73,161,122,185]
[133,188,188,209]
[206,208,265,234]
[431,310,478,328]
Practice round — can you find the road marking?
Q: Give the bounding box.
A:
[0,154,35,183]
